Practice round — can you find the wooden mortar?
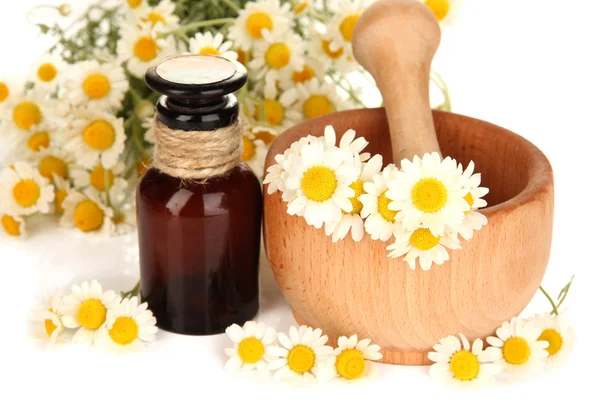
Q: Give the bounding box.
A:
[263,0,554,365]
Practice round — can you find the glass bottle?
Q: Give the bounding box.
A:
[138,55,262,335]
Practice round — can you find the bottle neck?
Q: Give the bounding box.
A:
[155,93,239,132]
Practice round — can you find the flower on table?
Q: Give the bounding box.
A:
[29,290,64,344]
[1,214,26,238]
[0,88,52,143]
[386,227,461,270]
[30,54,65,91]
[422,0,461,26]
[60,280,120,345]
[267,325,333,382]
[0,79,18,108]
[0,162,55,216]
[248,125,279,147]
[294,78,348,120]
[122,0,148,12]
[254,85,301,130]
[325,0,369,53]
[228,0,293,51]
[52,175,74,214]
[278,56,326,90]
[249,30,305,87]
[428,333,500,386]
[65,60,128,111]
[59,188,114,234]
[17,121,57,156]
[242,135,268,180]
[128,0,180,32]
[319,334,383,382]
[189,32,238,61]
[71,161,128,204]
[98,297,158,352]
[308,34,357,75]
[224,321,277,376]
[455,160,489,241]
[359,164,401,242]
[34,148,75,183]
[531,313,575,367]
[485,317,549,374]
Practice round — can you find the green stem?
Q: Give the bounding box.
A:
[121,280,141,299]
[128,87,143,105]
[430,70,452,111]
[104,168,112,208]
[555,275,575,312]
[222,0,240,13]
[168,18,235,36]
[329,73,367,108]
[539,286,559,316]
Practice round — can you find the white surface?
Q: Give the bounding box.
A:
[1,1,599,399]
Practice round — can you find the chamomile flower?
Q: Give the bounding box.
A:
[319,334,383,382]
[228,0,293,51]
[35,148,75,183]
[531,313,575,367]
[130,0,179,32]
[310,33,358,74]
[0,79,18,108]
[248,30,305,85]
[242,136,268,180]
[386,227,461,270]
[225,321,277,375]
[326,0,370,53]
[248,125,279,146]
[0,162,54,216]
[322,125,369,161]
[1,214,26,238]
[189,31,238,61]
[359,164,401,241]
[254,85,301,130]
[428,333,500,386]
[486,317,549,374]
[267,325,333,381]
[141,116,155,144]
[284,139,360,228]
[295,78,348,120]
[292,0,311,16]
[65,60,128,111]
[112,203,137,235]
[386,153,469,237]
[30,54,64,90]
[98,297,157,351]
[117,22,176,78]
[122,0,148,11]
[60,189,115,234]
[326,155,382,242]
[53,175,73,214]
[0,88,52,141]
[29,290,64,343]
[67,109,126,169]
[455,161,489,241]
[279,56,326,90]
[422,0,461,26]
[71,162,128,203]
[17,121,62,156]
[60,280,119,345]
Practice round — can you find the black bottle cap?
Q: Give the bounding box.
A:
[145,55,248,131]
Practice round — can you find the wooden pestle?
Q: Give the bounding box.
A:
[352,0,441,164]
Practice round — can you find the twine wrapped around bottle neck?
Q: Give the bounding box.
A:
[152,116,243,180]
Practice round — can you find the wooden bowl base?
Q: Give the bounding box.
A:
[291,309,432,366]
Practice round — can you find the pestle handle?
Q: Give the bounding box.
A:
[352,0,441,164]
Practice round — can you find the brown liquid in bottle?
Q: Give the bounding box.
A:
[138,55,261,335]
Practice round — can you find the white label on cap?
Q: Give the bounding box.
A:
[156,55,236,85]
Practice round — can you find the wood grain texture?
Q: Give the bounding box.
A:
[263,109,554,365]
[352,0,442,162]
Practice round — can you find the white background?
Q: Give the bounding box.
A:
[1,1,599,399]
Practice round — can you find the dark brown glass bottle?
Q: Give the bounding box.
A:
[137,55,262,335]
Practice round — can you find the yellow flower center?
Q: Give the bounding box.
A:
[44,309,58,337]
[263,99,285,126]
[89,165,115,191]
[246,12,273,38]
[464,191,474,208]
[1,215,21,236]
[83,120,116,151]
[303,95,334,119]
[377,193,397,222]
[287,345,316,373]
[198,46,220,55]
[134,37,159,62]
[12,179,41,208]
[339,14,360,42]
[112,212,126,225]
[301,166,337,202]
[538,329,563,356]
[346,179,365,214]
[13,102,42,130]
[27,131,50,152]
[241,136,256,162]
[0,82,9,103]
[425,0,450,21]
[502,337,531,365]
[237,337,265,364]
[74,200,104,232]
[335,349,366,380]
[321,40,344,59]
[39,156,68,181]
[55,189,68,213]
[109,316,139,346]
[449,350,480,381]
[253,130,276,145]
[128,0,143,8]
[143,12,166,27]
[82,73,111,100]
[37,63,58,82]
[411,178,448,213]
[293,65,316,84]
[76,298,107,329]
[265,43,291,69]
[409,228,440,251]
[295,2,309,15]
